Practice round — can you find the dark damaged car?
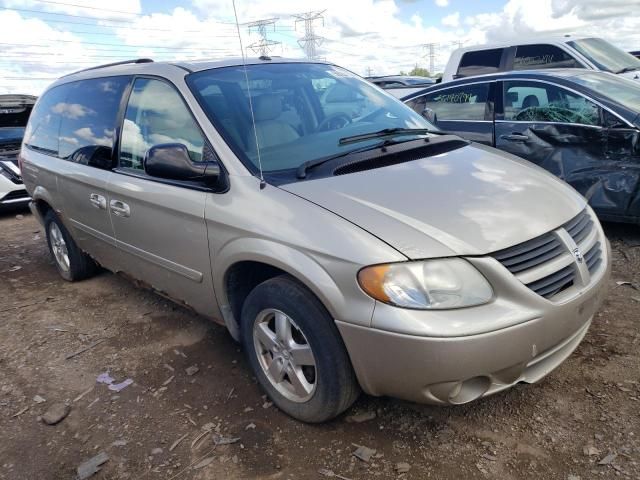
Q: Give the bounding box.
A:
[402,70,640,224]
[1,94,36,210]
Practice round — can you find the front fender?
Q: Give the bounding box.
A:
[213,237,376,340]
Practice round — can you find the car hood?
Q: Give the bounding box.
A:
[619,70,640,81]
[280,144,586,259]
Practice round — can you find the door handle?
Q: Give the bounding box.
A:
[500,133,529,142]
[109,199,130,218]
[89,193,107,210]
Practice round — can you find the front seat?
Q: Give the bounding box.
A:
[247,95,299,151]
[522,95,540,109]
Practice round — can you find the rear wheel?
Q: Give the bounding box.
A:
[240,275,360,423]
[44,210,96,281]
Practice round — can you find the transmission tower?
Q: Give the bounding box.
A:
[293,10,326,60]
[246,18,281,57]
[423,43,438,74]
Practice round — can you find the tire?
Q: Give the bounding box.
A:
[240,275,360,423]
[44,210,96,282]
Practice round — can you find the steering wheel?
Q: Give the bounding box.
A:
[317,113,352,132]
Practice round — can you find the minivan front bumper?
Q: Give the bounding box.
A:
[337,242,611,405]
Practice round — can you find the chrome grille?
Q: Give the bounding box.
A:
[492,209,604,300]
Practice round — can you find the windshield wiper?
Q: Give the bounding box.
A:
[616,66,640,74]
[338,127,438,146]
[296,142,390,179]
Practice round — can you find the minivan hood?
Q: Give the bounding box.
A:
[280,144,586,259]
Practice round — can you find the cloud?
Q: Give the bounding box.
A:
[2,0,640,96]
[52,103,95,119]
[442,12,460,28]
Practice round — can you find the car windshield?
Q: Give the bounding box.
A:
[187,62,434,174]
[0,127,25,142]
[568,38,640,73]
[571,72,640,113]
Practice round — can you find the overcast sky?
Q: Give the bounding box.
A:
[1,0,640,95]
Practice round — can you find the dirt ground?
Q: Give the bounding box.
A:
[1,210,639,480]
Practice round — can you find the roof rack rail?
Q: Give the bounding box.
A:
[63,58,154,77]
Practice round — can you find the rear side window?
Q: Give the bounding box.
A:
[119,78,205,170]
[58,77,129,169]
[411,83,491,121]
[513,44,581,70]
[23,85,70,155]
[457,49,503,77]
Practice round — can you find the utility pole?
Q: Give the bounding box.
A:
[246,18,281,57]
[366,67,373,77]
[293,10,326,60]
[423,43,438,75]
[451,40,464,49]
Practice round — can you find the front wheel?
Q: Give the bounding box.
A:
[240,276,360,423]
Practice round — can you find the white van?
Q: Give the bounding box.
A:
[442,36,640,83]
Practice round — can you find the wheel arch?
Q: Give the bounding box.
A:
[215,238,347,341]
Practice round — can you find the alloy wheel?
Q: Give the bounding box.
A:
[252,308,317,403]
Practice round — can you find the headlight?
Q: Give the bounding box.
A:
[357,258,493,309]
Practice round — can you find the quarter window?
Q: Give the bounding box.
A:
[513,44,581,70]
[503,81,601,126]
[409,83,491,121]
[457,49,503,77]
[119,78,205,170]
[23,84,70,155]
[58,77,129,169]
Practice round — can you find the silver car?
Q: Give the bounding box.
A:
[20,58,610,422]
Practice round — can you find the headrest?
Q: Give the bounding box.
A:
[505,91,518,106]
[254,95,282,122]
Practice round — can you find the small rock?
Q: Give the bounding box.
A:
[193,456,214,469]
[481,454,497,462]
[15,214,24,220]
[8,266,21,272]
[568,475,581,480]
[245,423,256,430]
[76,452,109,480]
[243,407,254,412]
[33,395,46,404]
[598,453,617,465]
[262,401,273,409]
[185,365,199,376]
[41,403,70,425]
[212,434,240,446]
[345,411,376,423]
[583,445,600,456]
[112,440,127,447]
[395,462,411,473]
[151,448,163,455]
[352,445,376,462]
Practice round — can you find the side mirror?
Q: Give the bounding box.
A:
[421,107,437,124]
[144,143,220,185]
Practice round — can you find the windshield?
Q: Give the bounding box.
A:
[568,38,640,73]
[0,127,25,142]
[571,72,640,113]
[187,63,434,174]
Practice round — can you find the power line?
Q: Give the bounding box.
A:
[0,40,235,51]
[293,10,325,60]
[245,18,281,56]
[0,6,239,28]
[31,0,143,16]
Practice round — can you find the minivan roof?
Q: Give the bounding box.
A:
[55,56,328,87]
